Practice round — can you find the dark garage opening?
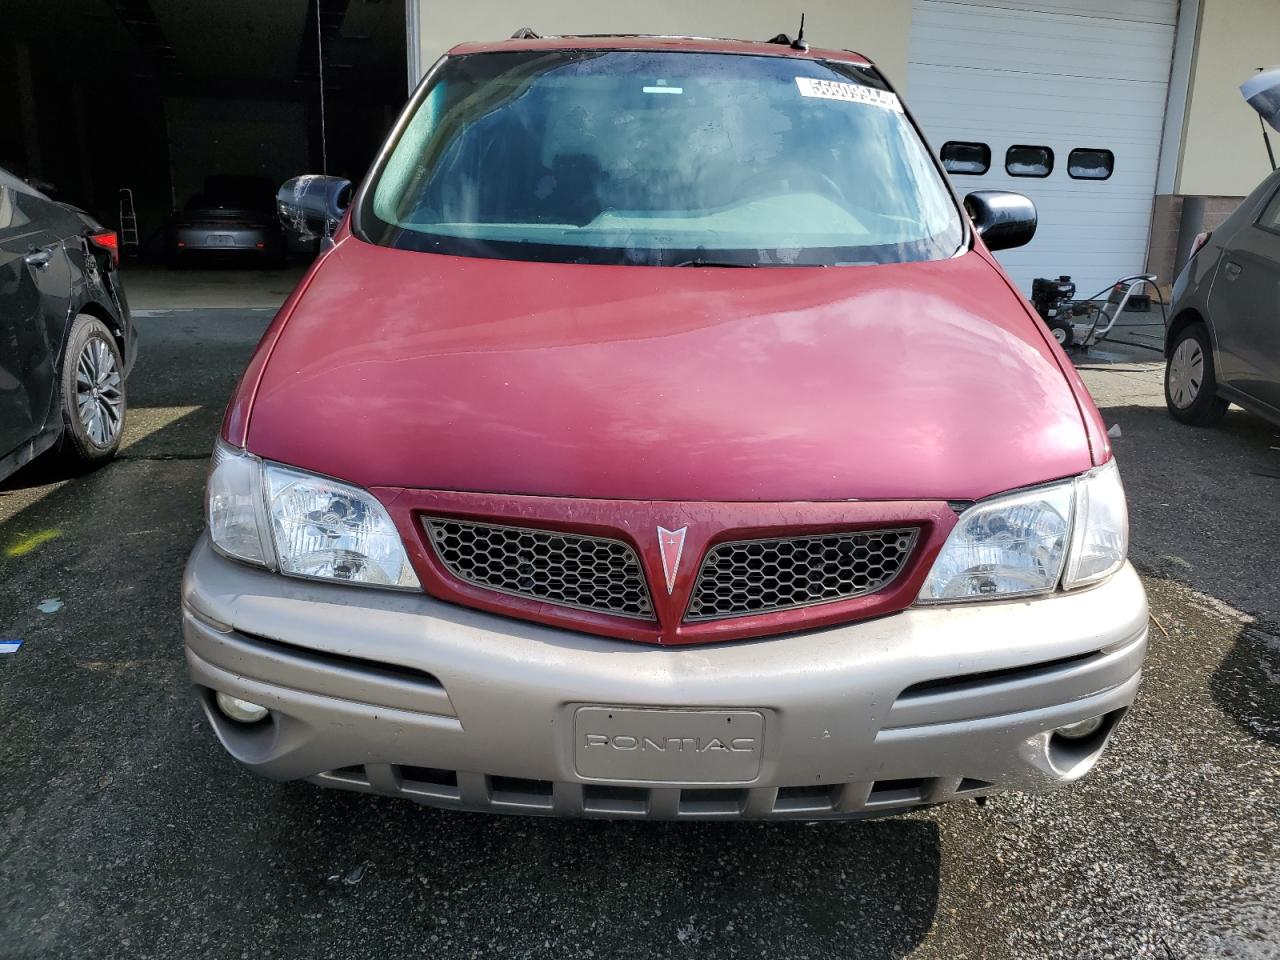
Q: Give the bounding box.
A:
[1,0,407,269]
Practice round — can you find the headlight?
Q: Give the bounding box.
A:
[1061,459,1128,589]
[206,442,420,589]
[918,460,1127,603]
[917,481,1073,603]
[207,442,274,567]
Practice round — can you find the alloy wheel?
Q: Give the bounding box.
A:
[76,336,124,446]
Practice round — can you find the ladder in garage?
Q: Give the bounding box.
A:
[118,188,139,257]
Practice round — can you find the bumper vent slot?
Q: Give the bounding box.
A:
[236,629,444,690]
[425,518,654,620]
[398,765,460,801]
[896,650,1103,702]
[686,528,918,621]
[319,765,369,786]
[582,784,648,815]
[489,775,554,809]
[773,784,840,812]
[868,778,927,805]
[679,788,747,815]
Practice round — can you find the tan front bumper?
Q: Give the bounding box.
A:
[182,535,1148,819]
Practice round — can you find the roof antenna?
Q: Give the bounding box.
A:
[316,0,328,178]
[791,13,808,51]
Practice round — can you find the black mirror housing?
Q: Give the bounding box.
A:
[277,175,353,241]
[964,190,1037,251]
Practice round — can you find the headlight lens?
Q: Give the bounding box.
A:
[918,459,1127,603]
[917,482,1073,603]
[207,442,274,567]
[263,463,419,588]
[1062,459,1128,589]
[206,442,419,590]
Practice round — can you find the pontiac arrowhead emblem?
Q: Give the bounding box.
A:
[657,526,688,594]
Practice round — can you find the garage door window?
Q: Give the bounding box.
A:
[1006,145,1053,178]
[1068,148,1114,180]
[940,141,990,175]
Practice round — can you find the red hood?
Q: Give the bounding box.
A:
[237,236,1097,502]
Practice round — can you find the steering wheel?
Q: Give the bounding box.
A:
[735,165,847,205]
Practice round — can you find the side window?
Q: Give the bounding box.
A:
[1258,186,1280,235]
[939,141,991,175]
[1006,145,1053,178]
[0,186,33,238]
[1068,148,1114,180]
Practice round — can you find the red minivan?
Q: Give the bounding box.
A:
[184,34,1146,819]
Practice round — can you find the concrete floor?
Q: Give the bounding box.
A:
[0,302,1277,959]
[121,263,309,311]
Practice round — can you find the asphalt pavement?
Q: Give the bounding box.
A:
[0,304,1277,959]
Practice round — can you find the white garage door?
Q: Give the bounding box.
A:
[906,0,1178,296]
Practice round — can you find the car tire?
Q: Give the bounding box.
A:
[1165,322,1228,426]
[58,314,127,466]
[1047,317,1075,348]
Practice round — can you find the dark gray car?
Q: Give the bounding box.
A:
[1164,167,1280,426]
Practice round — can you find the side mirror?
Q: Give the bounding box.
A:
[277,175,352,241]
[964,190,1037,251]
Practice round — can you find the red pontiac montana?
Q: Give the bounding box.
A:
[184,34,1147,819]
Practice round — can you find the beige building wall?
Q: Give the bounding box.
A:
[413,1,913,86]
[1175,0,1280,197]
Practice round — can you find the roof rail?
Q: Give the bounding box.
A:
[510,27,540,40]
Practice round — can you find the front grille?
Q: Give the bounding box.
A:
[685,528,918,621]
[424,518,654,620]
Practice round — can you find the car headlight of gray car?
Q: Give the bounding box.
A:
[207,441,420,589]
[918,459,1128,603]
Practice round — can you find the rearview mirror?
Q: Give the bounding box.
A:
[277,175,352,241]
[964,190,1037,251]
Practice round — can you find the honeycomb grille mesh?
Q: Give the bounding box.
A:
[686,528,918,621]
[425,518,654,620]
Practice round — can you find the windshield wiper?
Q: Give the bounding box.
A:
[668,257,760,268]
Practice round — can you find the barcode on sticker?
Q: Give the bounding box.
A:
[795,77,903,112]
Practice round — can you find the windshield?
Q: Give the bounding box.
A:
[361,49,964,267]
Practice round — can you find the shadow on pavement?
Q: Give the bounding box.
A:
[1208,621,1280,747]
[0,449,103,493]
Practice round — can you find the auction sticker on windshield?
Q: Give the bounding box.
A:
[795,76,903,112]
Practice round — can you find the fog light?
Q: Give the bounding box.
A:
[1054,715,1104,740]
[215,691,269,724]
